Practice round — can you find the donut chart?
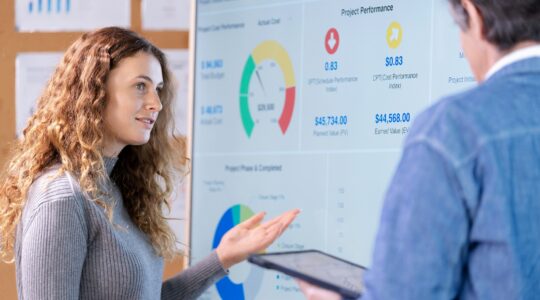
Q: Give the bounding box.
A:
[212,204,264,300]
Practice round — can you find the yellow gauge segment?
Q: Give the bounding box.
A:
[252,40,295,87]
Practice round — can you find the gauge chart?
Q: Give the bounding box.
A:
[239,40,296,138]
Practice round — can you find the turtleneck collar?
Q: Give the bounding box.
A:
[103,157,118,176]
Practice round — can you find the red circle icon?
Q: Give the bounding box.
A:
[325,28,340,55]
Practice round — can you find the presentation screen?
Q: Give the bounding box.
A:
[190,0,475,299]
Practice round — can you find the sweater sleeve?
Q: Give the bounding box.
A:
[161,251,228,300]
[19,197,88,300]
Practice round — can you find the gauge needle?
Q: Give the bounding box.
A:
[255,69,266,96]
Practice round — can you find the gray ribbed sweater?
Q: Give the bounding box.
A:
[15,158,226,299]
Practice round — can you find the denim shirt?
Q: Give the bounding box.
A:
[361,57,540,299]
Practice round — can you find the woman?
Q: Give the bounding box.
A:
[0,27,298,299]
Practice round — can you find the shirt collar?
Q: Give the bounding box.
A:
[103,156,118,176]
[485,44,540,80]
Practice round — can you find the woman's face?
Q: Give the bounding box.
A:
[103,51,164,157]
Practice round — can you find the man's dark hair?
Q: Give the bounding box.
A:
[449,0,540,51]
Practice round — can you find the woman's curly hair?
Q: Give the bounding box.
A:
[0,27,187,262]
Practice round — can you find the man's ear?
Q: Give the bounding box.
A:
[461,0,486,41]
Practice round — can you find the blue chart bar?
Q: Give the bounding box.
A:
[28,0,69,14]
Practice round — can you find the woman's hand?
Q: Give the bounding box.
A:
[296,279,342,300]
[215,209,300,269]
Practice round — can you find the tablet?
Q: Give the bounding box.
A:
[248,250,365,299]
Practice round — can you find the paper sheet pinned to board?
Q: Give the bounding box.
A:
[16,0,130,32]
[164,49,190,137]
[16,52,63,137]
[142,0,191,31]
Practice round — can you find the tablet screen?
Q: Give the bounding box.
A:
[261,251,365,295]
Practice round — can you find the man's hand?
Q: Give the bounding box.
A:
[215,209,300,269]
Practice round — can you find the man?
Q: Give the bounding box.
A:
[300,0,540,298]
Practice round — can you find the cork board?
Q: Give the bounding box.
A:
[0,0,189,298]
